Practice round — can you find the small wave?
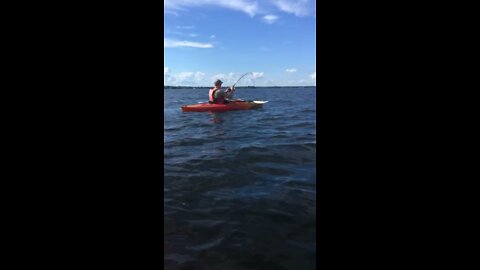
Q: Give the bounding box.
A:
[164,137,215,147]
[164,87,316,270]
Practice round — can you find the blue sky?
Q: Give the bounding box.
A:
[164,0,316,86]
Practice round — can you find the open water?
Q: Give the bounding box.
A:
[164,87,316,270]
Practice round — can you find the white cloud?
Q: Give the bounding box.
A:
[270,0,315,17]
[263,14,279,24]
[164,67,173,83]
[165,10,179,16]
[165,30,184,36]
[211,73,237,85]
[194,72,206,81]
[164,0,259,17]
[176,25,195,29]
[164,69,316,87]
[210,72,264,86]
[176,72,194,82]
[286,68,297,73]
[164,38,213,48]
[164,0,315,19]
[166,70,208,85]
[243,72,265,86]
[252,72,264,79]
[212,73,227,79]
[165,30,199,38]
[310,71,316,80]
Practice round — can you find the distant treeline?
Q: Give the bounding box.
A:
[164,86,316,89]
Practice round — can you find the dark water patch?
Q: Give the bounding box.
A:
[164,88,316,269]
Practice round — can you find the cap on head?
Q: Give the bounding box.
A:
[214,79,223,85]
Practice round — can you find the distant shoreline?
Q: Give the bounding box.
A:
[164,86,316,89]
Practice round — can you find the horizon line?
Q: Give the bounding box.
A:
[163,85,316,88]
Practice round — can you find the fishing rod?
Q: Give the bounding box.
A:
[227,72,252,99]
[232,72,253,88]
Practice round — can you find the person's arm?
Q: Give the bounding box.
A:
[224,88,231,99]
[225,86,235,99]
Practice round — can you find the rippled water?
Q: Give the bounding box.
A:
[164,88,316,270]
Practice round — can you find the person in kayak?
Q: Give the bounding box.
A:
[209,79,235,104]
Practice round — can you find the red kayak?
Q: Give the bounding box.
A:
[181,100,267,112]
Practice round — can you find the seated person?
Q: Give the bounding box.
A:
[209,79,235,104]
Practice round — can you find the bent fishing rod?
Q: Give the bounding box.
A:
[227,72,253,99]
[232,72,253,88]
